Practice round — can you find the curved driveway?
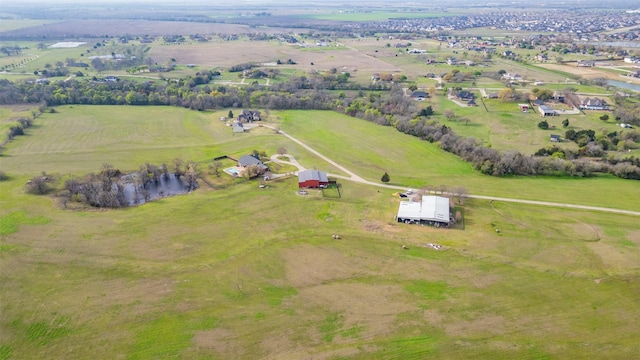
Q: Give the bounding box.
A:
[264,125,640,217]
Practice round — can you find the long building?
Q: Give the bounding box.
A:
[396,195,451,226]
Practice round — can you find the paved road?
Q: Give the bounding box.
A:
[263,125,640,217]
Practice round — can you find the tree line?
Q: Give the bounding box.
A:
[1,72,638,180]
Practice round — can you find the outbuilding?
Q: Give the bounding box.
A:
[298,170,329,188]
[397,195,451,227]
[538,105,556,117]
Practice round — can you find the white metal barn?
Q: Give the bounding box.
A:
[397,195,450,226]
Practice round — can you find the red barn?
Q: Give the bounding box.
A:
[298,170,329,188]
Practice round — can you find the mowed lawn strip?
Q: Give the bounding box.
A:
[277,110,639,211]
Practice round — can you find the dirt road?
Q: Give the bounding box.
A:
[264,125,640,217]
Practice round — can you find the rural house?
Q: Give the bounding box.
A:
[298,170,329,188]
[238,109,261,122]
[577,60,596,67]
[396,195,451,227]
[238,155,268,173]
[550,134,561,142]
[410,90,429,100]
[580,97,609,110]
[455,90,474,101]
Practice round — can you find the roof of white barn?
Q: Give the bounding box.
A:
[396,195,450,223]
[397,200,423,221]
[421,196,450,222]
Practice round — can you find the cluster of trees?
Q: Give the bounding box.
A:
[57,161,199,208]
[1,69,638,181]
[612,97,640,127]
[228,62,258,72]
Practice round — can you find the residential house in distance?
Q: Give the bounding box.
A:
[503,73,523,82]
[538,105,556,117]
[238,155,268,174]
[535,53,549,62]
[550,134,561,142]
[238,109,261,122]
[627,69,640,78]
[298,170,329,188]
[580,97,609,110]
[410,90,429,100]
[553,91,565,103]
[455,90,475,102]
[577,60,596,67]
[446,57,458,65]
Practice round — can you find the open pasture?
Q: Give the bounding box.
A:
[1,168,639,359]
[430,94,622,155]
[276,110,640,211]
[0,20,291,40]
[0,106,346,177]
[0,104,639,359]
[149,40,401,74]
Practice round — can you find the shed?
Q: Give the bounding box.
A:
[232,123,245,133]
[550,134,561,142]
[298,170,329,188]
[538,105,556,117]
[397,195,450,226]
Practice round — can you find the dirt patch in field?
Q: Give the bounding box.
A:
[587,241,640,271]
[423,308,446,326]
[193,328,236,354]
[283,244,371,287]
[260,333,298,358]
[569,223,600,241]
[149,41,400,72]
[0,20,297,38]
[298,283,416,340]
[538,63,640,82]
[443,313,505,337]
[626,230,640,246]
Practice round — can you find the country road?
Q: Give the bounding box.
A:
[263,125,640,217]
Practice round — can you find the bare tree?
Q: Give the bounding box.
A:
[444,110,456,121]
[183,161,199,191]
[277,147,287,156]
[25,175,50,194]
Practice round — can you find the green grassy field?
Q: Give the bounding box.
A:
[1,105,639,359]
[276,110,640,212]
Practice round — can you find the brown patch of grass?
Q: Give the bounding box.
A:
[443,313,505,337]
[193,328,235,353]
[626,230,640,245]
[149,41,400,72]
[298,283,416,340]
[283,244,370,287]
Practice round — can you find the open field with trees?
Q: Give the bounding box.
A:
[1,1,639,358]
[1,105,639,359]
[276,110,640,211]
